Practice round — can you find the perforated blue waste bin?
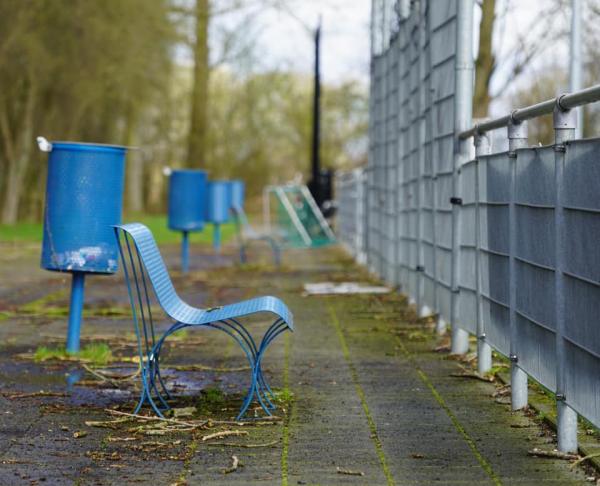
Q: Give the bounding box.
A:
[167,169,207,272]
[168,170,207,231]
[39,138,127,353]
[207,180,232,252]
[41,142,127,273]
[230,180,245,212]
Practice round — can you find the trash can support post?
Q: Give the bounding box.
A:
[214,223,221,253]
[66,272,85,354]
[181,231,190,273]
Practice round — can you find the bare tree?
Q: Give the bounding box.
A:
[474,0,566,117]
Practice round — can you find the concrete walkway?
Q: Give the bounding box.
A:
[0,242,592,485]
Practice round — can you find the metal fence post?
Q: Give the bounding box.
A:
[554,103,578,453]
[429,86,445,333]
[418,7,432,318]
[508,118,529,410]
[450,0,474,355]
[570,0,583,138]
[474,132,492,373]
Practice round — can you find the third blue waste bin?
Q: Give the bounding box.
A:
[207,180,232,252]
[230,180,245,212]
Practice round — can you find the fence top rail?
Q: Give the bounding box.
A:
[458,83,600,140]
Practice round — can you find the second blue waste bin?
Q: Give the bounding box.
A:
[168,170,207,231]
[168,170,208,272]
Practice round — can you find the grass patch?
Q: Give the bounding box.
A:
[34,343,113,366]
[195,387,226,415]
[169,328,190,342]
[0,221,44,243]
[0,214,235,245]
[18,289,68,314]
[271,388,294,406]
[132,214,235,245]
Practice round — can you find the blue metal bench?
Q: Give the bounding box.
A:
[114,222,293,420]
[232,206,281,266]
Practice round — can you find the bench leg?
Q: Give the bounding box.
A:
[236,319,289,420]
[134,367,168,418]
[143,321,191,415]
[147,354,172,410]
[143,319,289,421]
[226,319,279,412]
[254,319,288,404]
[229,318,288,414]
[206,321,271,418]
[267,238,282,266]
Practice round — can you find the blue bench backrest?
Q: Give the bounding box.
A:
[115,223,201,323]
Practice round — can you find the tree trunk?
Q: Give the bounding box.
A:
[0,77,35,224]
[474,0,496,118]
[2,156,28,224]
[123,104,143,214]
[146,162,165,213]
[186,0,210,168]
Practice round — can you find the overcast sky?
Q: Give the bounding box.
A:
[205,0,372,85]
[254,0,372,84]
[202,0,575,113]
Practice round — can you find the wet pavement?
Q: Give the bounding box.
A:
[0,241,594,485]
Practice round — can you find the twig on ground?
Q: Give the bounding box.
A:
[170,364,250,372]
[527,448,579,460]
[83,364,140,383]
[104,408,205,428]
[570,452,600,469]
[492,385,511,398]
[202,430,249,442]
[85,418,129,428]
[3,391,68,399]
[206,439,279,448]
[207,417,282,426]
[336,467,365,476]
[82,365,121,386]
[449,372,494,383]
[222,455,240,474]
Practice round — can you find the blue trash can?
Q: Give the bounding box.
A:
[230,180,245,212]
[207,181,232,252]
[168,170,207,231]
[207,180,231,224]
[168,169,207,272]
[41,142,127,273]
[39,138,128,353]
